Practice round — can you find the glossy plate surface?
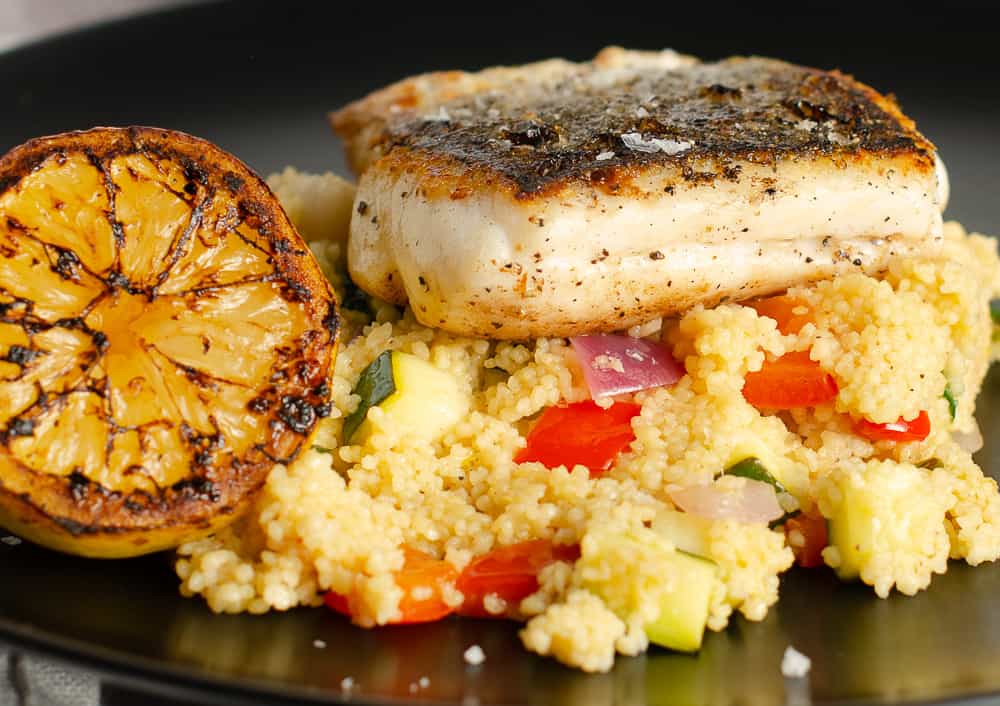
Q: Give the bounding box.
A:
[1,4,999,705]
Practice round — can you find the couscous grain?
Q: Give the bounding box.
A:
[176,169,1000,672]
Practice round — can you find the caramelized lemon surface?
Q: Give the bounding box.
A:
[0,127,338,557]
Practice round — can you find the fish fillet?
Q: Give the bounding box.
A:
[331,47,945,338]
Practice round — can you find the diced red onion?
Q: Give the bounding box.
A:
[953,424,984,454]
[570,334,684,398]
[668,479,784,524]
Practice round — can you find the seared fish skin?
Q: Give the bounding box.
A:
[332,47,944,338]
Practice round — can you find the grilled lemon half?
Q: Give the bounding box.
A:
[0,127,338,557]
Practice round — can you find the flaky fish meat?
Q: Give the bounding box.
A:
[331,47,946,338]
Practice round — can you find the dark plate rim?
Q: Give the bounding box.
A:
[0,611,470,706]
[5,602,1000,706]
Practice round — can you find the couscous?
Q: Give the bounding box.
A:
[175,168,1000,672]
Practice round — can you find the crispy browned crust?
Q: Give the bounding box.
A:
[330,58,582,175]
[0,127,340,556]
[331,52,935,199]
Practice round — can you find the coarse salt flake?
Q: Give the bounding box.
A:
[464,644,486,665]
[1,536,21,546]
[621,132,694,155]
[340,677,356,692]
[781,645,812,678]
[596,150,615,161]
[424,106,451,122]
[313,639,327,648]
[825,123,858,146]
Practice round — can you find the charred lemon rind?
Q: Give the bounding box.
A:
[0,126,339,557]
[0,485,239,559]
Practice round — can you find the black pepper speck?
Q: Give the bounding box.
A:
[279,396,317,434]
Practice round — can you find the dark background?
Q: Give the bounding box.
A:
[1,1,998,233]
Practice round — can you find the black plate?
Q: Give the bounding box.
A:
[2,4,1000,705]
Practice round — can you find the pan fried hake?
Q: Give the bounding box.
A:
[331,47,946,338]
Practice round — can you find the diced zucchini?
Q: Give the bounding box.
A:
[826,482,869,581]
[824,462,937,582]
[651,509,712,557]
[355,351,469,442]
[579,524,716,654]
[644,550,717,653]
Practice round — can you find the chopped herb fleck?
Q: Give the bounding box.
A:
[725,457,786,493]
[342,350,395,442]
[944,384,958,422]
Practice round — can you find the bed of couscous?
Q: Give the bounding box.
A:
[175,169,1000,673]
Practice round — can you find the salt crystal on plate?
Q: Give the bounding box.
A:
[781,645,812,678]
[464,644,486,666]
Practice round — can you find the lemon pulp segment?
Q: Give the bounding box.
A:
[0,127,339,557]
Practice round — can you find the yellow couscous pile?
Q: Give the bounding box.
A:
[175,169,1000,673]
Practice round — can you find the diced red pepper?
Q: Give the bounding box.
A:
[324,547,458,624]
[456,540,580,617]
[514,400,641,475]
[855,410,931,443]
[743,351,839,410]
[748,294,813,335]
[784,513,828,568]
[324,591,351,615]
